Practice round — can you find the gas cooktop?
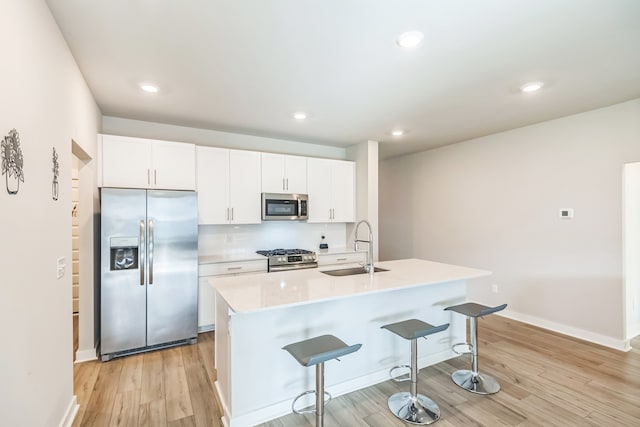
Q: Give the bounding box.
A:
[256,248,318,272]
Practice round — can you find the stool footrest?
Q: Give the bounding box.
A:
[291,389,332,415]
[452,342,472,355]
[389,364,411,382]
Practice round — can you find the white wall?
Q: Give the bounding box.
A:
[103,116,347,159]
[624,162,640,339]
[380,99,640,349]
[346,140,379,260]
[0,1,100,425]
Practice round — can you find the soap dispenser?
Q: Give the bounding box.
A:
[319,235,328,250]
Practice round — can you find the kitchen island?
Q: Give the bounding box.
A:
[211,258,491,427]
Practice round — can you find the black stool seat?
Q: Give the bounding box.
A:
[381,319,449,341]
[283,334,361,427]
[380,319,449,425]
[444,302,507,318]
[283,334,362,367]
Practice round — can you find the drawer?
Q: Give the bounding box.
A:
[199,259,267,277]
[317,251,365,266]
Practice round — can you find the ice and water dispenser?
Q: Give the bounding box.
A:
[109,236,139,271]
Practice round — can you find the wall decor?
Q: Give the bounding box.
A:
[52,147,59,200]
[1,128,24,195]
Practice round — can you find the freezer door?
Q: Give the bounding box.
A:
[146,190,198,345]
[100,188,147,354]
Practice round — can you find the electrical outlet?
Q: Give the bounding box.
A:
[56,257,66,279]
[491,283,499,294]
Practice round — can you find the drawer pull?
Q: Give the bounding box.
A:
[227,266,243,271]
[337,258,348,261]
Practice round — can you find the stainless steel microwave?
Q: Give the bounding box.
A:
[262,193,308,221]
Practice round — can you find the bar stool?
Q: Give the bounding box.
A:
[444,302,507,395]
[283,334,362,427]
[381,319,450,425]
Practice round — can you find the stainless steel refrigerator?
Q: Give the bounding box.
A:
[100,188,198,361]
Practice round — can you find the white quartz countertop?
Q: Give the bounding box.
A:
[210,258,491,313]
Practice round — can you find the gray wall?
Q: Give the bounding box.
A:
[380,99,640,348]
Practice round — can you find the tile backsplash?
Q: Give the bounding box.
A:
[198,222,347,255]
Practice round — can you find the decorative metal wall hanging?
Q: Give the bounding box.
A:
[52,147,59,200]
[1,128,24,195]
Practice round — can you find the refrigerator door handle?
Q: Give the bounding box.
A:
[139,220,145,286]
[149,219,154,285]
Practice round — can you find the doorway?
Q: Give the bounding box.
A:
[71,140,96,363]
[72,155,80,360]
[623,162,640,343]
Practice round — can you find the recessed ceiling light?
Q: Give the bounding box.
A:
[293,112,307,120]
[391,130,404,137]
[140,84,159,93]
[396,31,424,48]
[520,82,544,93]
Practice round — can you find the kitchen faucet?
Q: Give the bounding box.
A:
[354,219,374,273]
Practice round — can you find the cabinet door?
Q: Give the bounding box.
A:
[261,153,285,193]
[196,147,229,224]
[307,158,333,222]
[101,135,151,188]
[331,160,355,222]
[152,141,196,190]
[284,155,307,194]
[229,150,261,224]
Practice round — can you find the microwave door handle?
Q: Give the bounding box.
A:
[139,220,145,286]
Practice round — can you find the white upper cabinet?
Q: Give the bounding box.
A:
[261,153,307,194]
[99,134,196,190]
[196,146,261,225]
[307,158,355,223]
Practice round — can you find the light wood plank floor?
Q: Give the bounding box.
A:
[73,317,640,426]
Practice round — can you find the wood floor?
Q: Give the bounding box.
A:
[73,317,640,427]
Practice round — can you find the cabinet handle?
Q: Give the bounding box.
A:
[154,169,157,185]
[226,208,229,221]
[286,178,289,191]
[337,258,347,261]
[227,266,243,271]
[231,207,234,221]
[147,169,150,185]
[283,178,285,191]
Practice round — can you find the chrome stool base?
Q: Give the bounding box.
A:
[388,392,441,425]
[451,369,500,395]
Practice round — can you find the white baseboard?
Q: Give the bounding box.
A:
[75,347,98,363]
[500,309,630,352]
[58,395,79,427]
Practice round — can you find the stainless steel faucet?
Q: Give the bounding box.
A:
[354,219,374,273]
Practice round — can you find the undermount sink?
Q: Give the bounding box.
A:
[320,266,389,276]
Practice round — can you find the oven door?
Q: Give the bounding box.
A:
[262,193,308,220]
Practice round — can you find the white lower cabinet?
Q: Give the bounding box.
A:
[317,250,366,268]
[197,259,267,330]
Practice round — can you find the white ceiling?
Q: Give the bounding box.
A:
[46,0,640,159]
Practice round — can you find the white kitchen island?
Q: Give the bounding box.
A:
[210,258,491,427]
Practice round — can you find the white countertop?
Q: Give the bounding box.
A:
[210,258,491,313]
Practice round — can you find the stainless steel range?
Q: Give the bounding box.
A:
[256,249,318,272]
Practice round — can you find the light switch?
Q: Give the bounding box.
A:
[57,257,66,279]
